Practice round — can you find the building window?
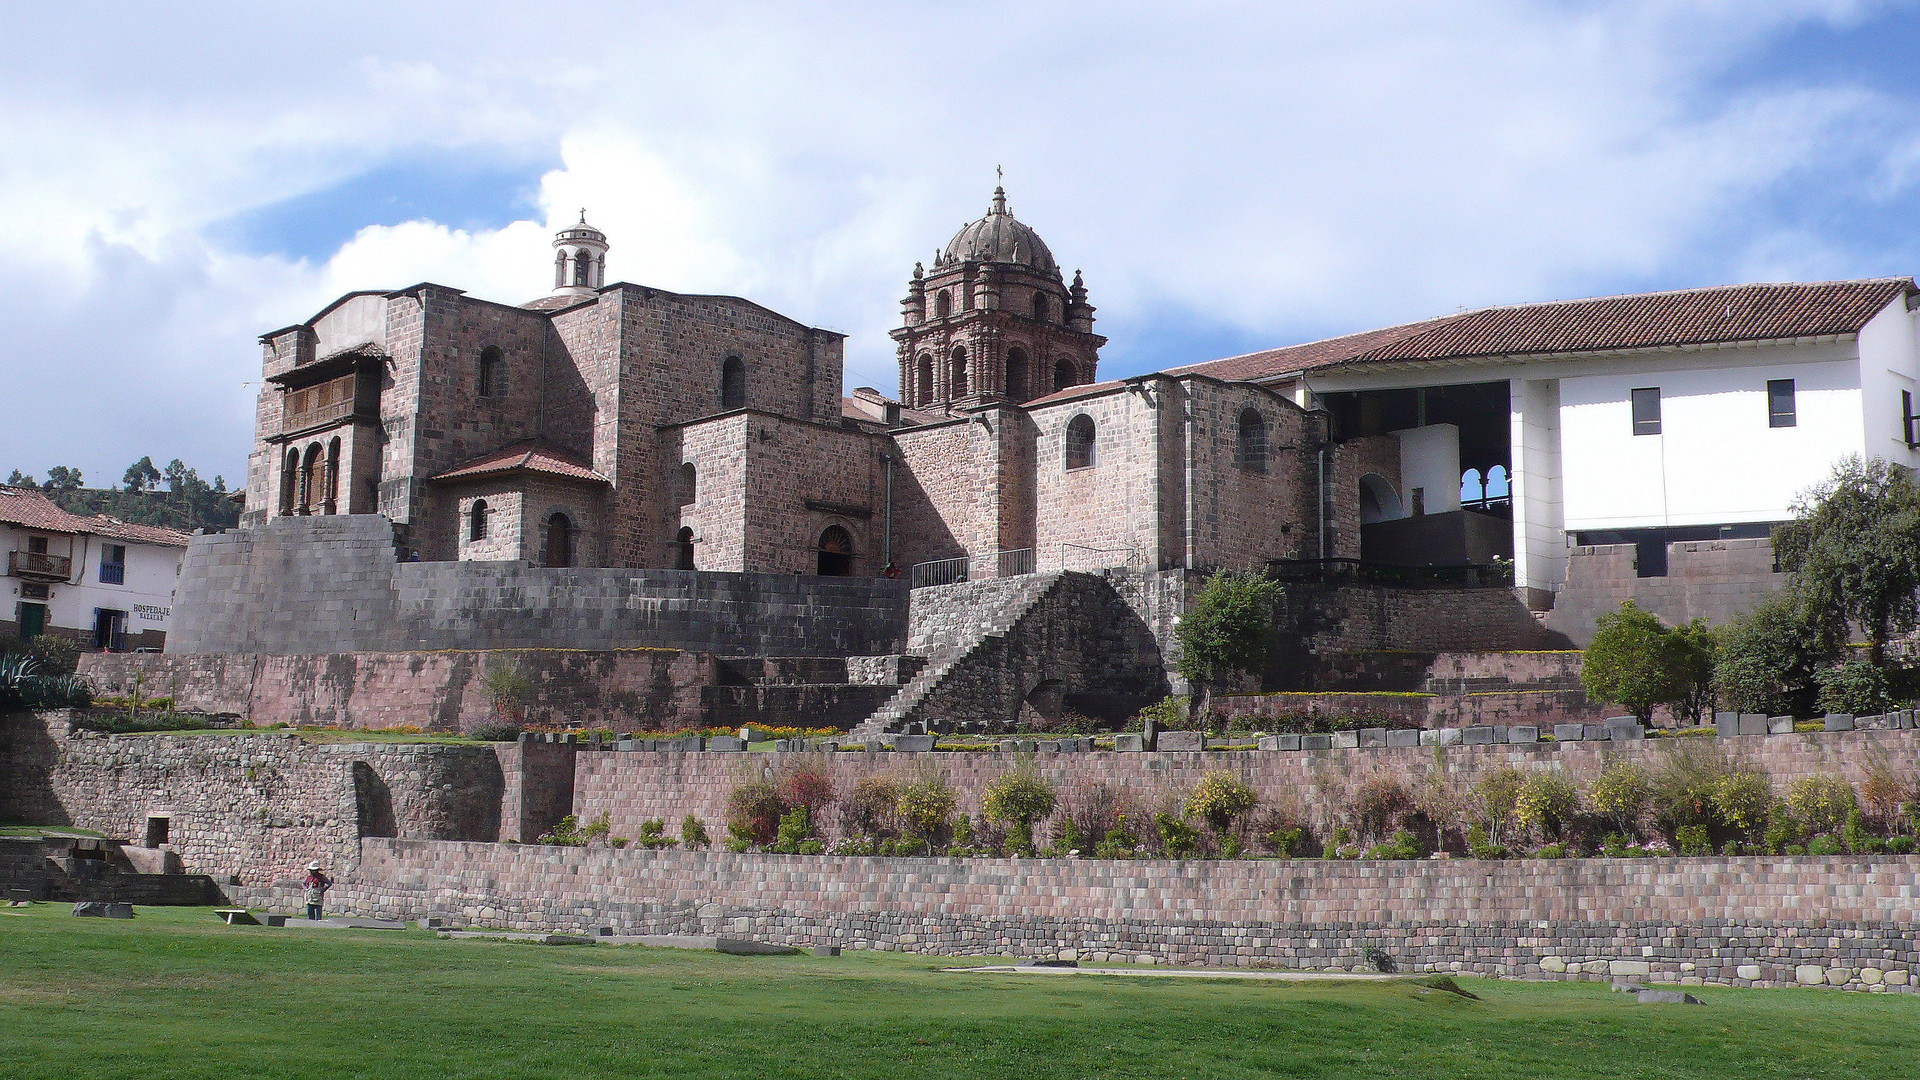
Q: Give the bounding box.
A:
[721,357,746,410]
[99,544,125,585]
[1906,390,1918,448]
[935,290,952,318]
[1767,379,1795,428]
[469,500,489,542]
[1236,408,1266,473]
[1005,348,1030,401]
[544,513,574,568]
[1054,360,1077,392]
[816,525,854,576]
[1065,414,1096,470]
[949,348,968,397]
[916,354,934,407]
[674,526,695,570]
[675,463,697,507]
[1031,291,1049,322]
[1636,536,1668,578]
[479,346,504,397]
[1630,387,1661,436]
[573,249,592,287]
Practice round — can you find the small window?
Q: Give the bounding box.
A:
[721,357,746,410]
[143,816,169,847]
[1767,379,1795,428]
[545,513,574,568]
[99,544,126,585]
[1904,390,1916,448]
[1636,536,1668,578]
[674,526,695,570]
[1031,290,1049,322]
[479,346,504,398]
[1065,414,1096,470]
[469,500,489,542]
[949,348,968,397]
[675,462,696,507]
[935,290,952,318]
[28,535,48,555]
[1631,387,1661,436]
[1236,408,1267,472]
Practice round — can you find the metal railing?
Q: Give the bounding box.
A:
[8,551,72,580]
[994,548,1035,578]
[1055,543,1138,572]
[911,555,970,589]
[909,547,1040,589]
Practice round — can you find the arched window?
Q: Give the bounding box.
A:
[1031,290,1049,322]
[324,437,342,513]
[469,500,489,542]
[1359,474,1401,524]
[935,290,952,318]
[721,356,746,410]
[674,526,695,570]
[816,525,854,576]
[1236,408,1266,473]
[544,513,574,568]
[573,249,591,287]
[299,443,323,515]
[1460,468,1484,505]
[1054,360,1077,391]
[479,346,504,397]
[1065,415,1096,470]
[949,347,968,397]
[279,449,298,515]
[916,353,934,407]
[1005,348,1030,400]
[675,462,696,507]
[554,251,567,289]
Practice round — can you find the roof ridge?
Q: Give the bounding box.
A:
[1455,276,1914,316]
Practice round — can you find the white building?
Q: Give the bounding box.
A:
[1179,278,1920,642]
[1,486,191,651]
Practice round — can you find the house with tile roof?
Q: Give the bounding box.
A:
[1,486,192,650]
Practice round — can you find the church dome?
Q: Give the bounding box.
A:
[941,187,1057,273]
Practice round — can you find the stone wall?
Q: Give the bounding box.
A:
[167,514,909,657]
[1547,538,1785,646]
[0,712,509,884]
[245,838,1920,990]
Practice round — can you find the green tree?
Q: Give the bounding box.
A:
[123,456,161,493]
[982,769,1057,856]
[1174,570,1280,718]
[1773,455,1920,664]
[41,466,82,492]
[1713,591,1827,717]
[1579,600,1689,725]
[6,469,32,487]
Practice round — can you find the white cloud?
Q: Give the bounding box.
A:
[1,1,1917,484]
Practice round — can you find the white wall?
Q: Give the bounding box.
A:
[1559,350,1865,531]
[3,524,181,644]
[1394,423,1462,516]
[1857,300,1920,468]
[312,293,389,359]
[1510,378,1564,597]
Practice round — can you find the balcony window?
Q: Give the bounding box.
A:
[99,544,125,585]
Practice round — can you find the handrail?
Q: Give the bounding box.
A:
[8,551,72,580]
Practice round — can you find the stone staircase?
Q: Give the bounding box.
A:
[848,572,1068,738]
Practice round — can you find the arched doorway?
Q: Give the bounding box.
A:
[816,525,854,576]
[544,513,574,568]
[1359,474,1401,524]
[674,526,695,570]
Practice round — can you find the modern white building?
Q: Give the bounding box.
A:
[1,486,191,651]
[1180,278,1920,642]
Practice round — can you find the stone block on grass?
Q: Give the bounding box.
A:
[1737,714,1768,737]
[1768,716,1795,735]
[1824,713,1854,732]
[1507,725,1538,744]
[706,736,746,752]
[1156,730,1205,752]
[1386,729,1421,748]
[893,734,936,752]
[1112,734,1146,752]
[1330,730,1359,749]
[1713,711,1738,737]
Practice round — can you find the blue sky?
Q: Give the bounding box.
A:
[3,1,1920,488]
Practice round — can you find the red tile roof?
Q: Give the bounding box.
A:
[1023,379,1126,408]
[0,487,192,546]
[429,442,609,484]
[1176,278,1914,382]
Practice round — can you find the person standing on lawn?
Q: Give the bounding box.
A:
[303,861,331,920]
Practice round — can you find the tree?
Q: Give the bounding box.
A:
[1668,619,1718,725]
[1174,570,1280,718]
[41,466,82,492]
[1713,591,1827,717]
[982,769,1057,856]
[6,469,32,487]
[163,458,190,493]
[1579,600,1692,724]
[1773,455,1920,665]
[123,456,161,493]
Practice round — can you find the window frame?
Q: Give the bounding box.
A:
[1630,387,1662,436]
[99,543,126,585]
[1064,414,1097,470]
[1766,378,1796,428]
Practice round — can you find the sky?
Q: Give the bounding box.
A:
[4,1,1920,489]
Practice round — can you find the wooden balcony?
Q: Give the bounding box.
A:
[281,394,355,434]
[8,551,71,581]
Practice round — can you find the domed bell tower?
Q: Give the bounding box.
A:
[551,210,609,299]
[892,186,1104,413]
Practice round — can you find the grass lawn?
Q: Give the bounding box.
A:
[2,905,1916,1079]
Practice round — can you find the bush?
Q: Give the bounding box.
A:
[1154,812,1201,858]
[896,768,957,846]
[839,775,900,842]
[1515,771,1579,841]
[1061,780,1139,851]
[1587,759,1650,837]
[1815,655,1895,717]
[1124,695,1187,734]
[1350,775,1416,844]
[537,811,613,847]
[1174,570,1280,713]
[481,662,533,718]
[1787,776,1856,837]
[1713,592,1827,717]
[1534,842,1568,859]
[982,770,1057,856]
[468,720,523,742]
[1763,805,1803,855]
[1362,829,1424,860]
[1473,767,1526,845]
[769,806,815,854]
[1806,835,1845,856]
[1887,835,1915,855]
[1675,824,1713,856]
[725,780,787,848]
[1712,771,1773,836]
[1580,601,1693,724]
[3,635,80,676]
[777,761,835,819]
[679,815,711,850]
[0,655,94,712]
[1184,770,1258,838]
[1465,823,1507,860]
[1093,814,1140,859]
[1651,741,1734,833]
[636,818,678,850]
[1254,807,1312,858]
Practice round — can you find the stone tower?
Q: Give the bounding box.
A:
[551,210,609,298]
[892,187,1104,411]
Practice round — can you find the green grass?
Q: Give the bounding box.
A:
[2,905,1917,1079]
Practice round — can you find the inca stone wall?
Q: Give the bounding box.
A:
[1547,538,1786,646]
[166,515,909,657]
[237,839,1920,991]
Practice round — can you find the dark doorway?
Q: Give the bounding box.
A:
[93,609,125,651]
[544,514,574,568]
[816,525,854,576]
[143,816,170,847]
[18,603,46,640]
[674,527,695,570]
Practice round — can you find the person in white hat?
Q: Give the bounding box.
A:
[302,861,332,920]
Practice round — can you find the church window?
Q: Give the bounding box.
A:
[721,357,746,410]
[674,526,695,570]
[554,251,567,289]
[935,290,952,318]
[675,462,696,507]
[1031,291,1049,322]
[916,354,934,407]
[573,249,592,287]
[544,513,574,568]
[469,500,489,542]
[1065,414,1096,470]
[816,525,854,576]
[1237,409,1267,473]
[1005,348,1030,401]
[1054,360,1077,392]
[479,346,505,397]
[949,347,968,397]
